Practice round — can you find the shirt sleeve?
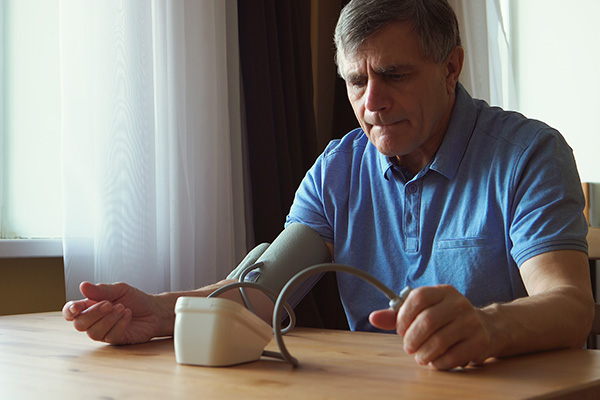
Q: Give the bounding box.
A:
[509,126,588,266]
[285,146,335,244]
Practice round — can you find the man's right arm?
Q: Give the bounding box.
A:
[63,279,275,345]
[64,224,335,345]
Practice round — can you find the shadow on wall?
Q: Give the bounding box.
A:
[0,257,65,315]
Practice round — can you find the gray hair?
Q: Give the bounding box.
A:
[334,0,461,74]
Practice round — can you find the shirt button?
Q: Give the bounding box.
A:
[408,184,417,194]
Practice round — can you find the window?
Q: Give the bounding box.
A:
[2,0,599,240]
[1,0,62,239]
[509,0,600,185]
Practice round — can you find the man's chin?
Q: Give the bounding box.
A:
[370,139,411,158]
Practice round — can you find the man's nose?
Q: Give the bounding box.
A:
[364,78,391,112]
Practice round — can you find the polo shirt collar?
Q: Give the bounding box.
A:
[378,83,478,181]
[381,153,395,180]
[429,83,478,180]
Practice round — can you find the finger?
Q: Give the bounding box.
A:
[412,320,465,366]
[62,301,81,320]
[71,300,114,332]
[402,301,455,354]
[62,298,99,321]
[369,308,398,331]
[103,308,133,344]
[429,339,476,371]
[80,281,128,302]
[396,286,446,337]
[84,303,127,342]
[427,318,492,371]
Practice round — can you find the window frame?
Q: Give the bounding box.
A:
[0,0,5,236]
[0,239,63,258]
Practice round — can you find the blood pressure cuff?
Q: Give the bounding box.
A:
[227,223,332,308]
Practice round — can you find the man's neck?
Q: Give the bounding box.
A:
[394,92,457,175]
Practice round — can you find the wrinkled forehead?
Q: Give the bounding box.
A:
[337,22,424,79]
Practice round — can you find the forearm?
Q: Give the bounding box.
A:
[152,279,275,337]
[481,284,594,359]
[151,281,226,337]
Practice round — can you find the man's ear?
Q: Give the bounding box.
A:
[445,46,464,93]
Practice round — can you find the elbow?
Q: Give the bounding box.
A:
[582,298,598,347]
[571,293,596,349]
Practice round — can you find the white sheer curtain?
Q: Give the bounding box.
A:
[60,0,247,300]
[449,0,516,110]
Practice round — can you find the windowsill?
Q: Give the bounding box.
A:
[0,239,63,258]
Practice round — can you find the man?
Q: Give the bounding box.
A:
[63,0,594,370]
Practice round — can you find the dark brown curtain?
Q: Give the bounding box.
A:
[237,0,318,245]
[237,0,348,330]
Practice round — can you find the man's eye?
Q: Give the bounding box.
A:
[388,74,405,81]
[349,79,367,88]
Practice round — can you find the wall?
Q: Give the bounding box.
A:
[0,257,65,315]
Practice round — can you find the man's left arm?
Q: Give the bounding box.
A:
[370,249,594,370]
[482,249,594,357]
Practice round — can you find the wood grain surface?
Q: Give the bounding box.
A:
[1,312,599,399]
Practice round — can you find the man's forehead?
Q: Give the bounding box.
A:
[339,46,418,79]
[338,22,424,78]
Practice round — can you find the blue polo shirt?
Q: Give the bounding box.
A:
[285,84,588,332]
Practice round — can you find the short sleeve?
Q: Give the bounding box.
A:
[509,127,588,266]
[285,148,335,243]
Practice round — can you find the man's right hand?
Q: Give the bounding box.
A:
[62,282,174,345]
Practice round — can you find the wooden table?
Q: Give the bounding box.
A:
[1,312,600,399]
